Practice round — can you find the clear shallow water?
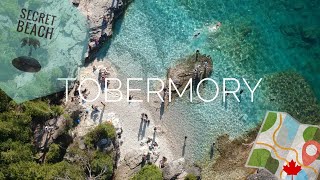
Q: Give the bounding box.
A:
[101,0,320,160]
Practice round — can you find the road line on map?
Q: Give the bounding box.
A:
[280,170,284,179]
[256,142,288,163]
[272,113,318,174]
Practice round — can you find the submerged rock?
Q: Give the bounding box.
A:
[301,27,319,44]
[292,1,304,10]
[279,24,300,37]
[263,71,320,125]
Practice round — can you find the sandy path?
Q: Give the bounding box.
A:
[73,59,176,166]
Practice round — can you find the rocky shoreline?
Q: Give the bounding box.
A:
[200,125,279,180]
[73,0,133,63]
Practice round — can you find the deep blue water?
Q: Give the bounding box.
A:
[102,0,320,160]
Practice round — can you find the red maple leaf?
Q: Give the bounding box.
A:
[283,160,302,180]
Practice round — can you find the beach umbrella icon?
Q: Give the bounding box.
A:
[12,37,41,73]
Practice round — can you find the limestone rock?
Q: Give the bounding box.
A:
[114,150,144,180]
[162,158,186,180]
[164,52,213,108]
[246,169,278,180]
[78,138,86,150]
[78,0,133,61]
[124,150,144,170]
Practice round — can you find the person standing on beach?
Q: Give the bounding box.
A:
[141,113,146,121]
[129,95,133,104]
[145,114,150,125]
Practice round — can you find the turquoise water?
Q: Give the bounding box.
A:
[100,0,320,160]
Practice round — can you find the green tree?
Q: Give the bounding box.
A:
[91,151,114,179]
[6,161,85,179]
[0,89,10,112]
[0,112,32,143]
[0,141,33,164]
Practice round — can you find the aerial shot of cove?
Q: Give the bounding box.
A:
[0,0,320,179]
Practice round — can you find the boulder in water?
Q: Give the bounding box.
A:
[164,51,213,107]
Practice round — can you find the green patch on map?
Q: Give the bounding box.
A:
[261,112,277,132]
[247,148,279,174]
[303,126,318,142]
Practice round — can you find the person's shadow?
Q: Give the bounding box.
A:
[98,105,106,124]
[141,120,147,139]
[210,144,215,159]
[138,119,144,140]
[182,137,187,157]
[222,95,228,110]
[160,101,165,120]
[91,111,99,122]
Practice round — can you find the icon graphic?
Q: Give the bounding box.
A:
[302,140,320,166]
[246,111,320,179]
[12,37,41,72]
[0,0,89,103]
[283,160,302,180]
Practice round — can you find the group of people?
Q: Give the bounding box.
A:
[98,68,110,93]
[141,136,161,166]
[141,113,150,125]
[81,88,90,104]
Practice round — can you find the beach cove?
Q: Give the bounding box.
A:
[91,0,320,163]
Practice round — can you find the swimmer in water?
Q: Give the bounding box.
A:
[193,32,200,38]
[216,21,222,28]
[209,21,222,32]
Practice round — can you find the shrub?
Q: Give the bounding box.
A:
[132,165,163,180]
[63,113,75,131]
[46,143,61,163]
[51,105,64,117]
[185,173,197,180]
[84,123,116,149]
[23,101,53,122]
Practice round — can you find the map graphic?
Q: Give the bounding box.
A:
[246,111,320,180]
